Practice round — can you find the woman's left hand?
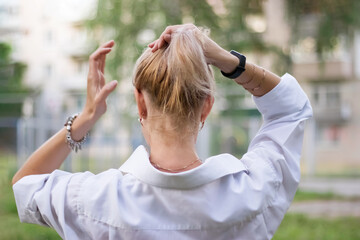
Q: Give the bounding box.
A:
[83,40,118,122]
[12,40,119,185]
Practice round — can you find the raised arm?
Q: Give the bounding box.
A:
[149,24,280,96]
[12,40,118,185]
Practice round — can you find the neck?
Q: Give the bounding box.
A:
[147,132,201,173]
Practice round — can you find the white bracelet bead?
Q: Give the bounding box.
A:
[64,113,89,152]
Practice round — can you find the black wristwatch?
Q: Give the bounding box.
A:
[221,50,246,79]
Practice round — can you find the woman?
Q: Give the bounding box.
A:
[13,24,312,239]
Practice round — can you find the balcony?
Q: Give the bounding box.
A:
[293,60,353,82]
[63,41,93,59]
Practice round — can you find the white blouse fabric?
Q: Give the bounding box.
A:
[13,73,313,240]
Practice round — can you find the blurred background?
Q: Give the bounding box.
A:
[0,0,359,239]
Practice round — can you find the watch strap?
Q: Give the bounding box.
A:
[221,50,246,79]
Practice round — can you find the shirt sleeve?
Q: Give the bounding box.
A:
[12,169,93,239]
[240,73,313,237]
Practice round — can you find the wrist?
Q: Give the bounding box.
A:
[70,112,95,141]
[211,48,239,73]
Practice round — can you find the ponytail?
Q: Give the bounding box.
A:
[133,27,214,130]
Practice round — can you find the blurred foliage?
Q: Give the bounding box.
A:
[85,0,360,82]
[0,43,27,91]
[0,42,28,152]
[0,42,28,117]
[87,0,288,80]
[286,0,360,58]
[0,154,61,240]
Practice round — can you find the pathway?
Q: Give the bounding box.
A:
[288,200,360,218]
[299,177,360,197]
[288,177,360,218]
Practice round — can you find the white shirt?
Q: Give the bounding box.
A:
[13,74,313,240]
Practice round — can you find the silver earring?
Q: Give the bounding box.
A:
[199,121,204,131]
[138,111,145,126]
[138,117,143,126]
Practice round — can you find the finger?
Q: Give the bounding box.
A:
[99,42,114,70]
[99,51,107,74]
[148,40,156,48]
[163,34,171,43]
[157,35,167,49]
[100,55,105,75]
[157,33,172,48]
[101,40,115,48]
[89,48,112,75]
[151,41,159,52]
[162,25,176,35]
[153,35,165,52]
[97,80,118,103]
[151,26,175,52]
[100,44,113,74]
[149,25,195,51]
[90,47,113,62]
[97,70,105,88]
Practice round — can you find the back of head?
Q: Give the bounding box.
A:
[133,26,215,132]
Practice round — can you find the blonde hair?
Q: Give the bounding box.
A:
[133,27,215,132]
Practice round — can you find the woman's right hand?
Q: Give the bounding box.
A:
[148,24,235,71]
[149,24,281,98]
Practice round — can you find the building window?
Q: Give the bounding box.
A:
[312,83,349,147]
[312,84,341,107]
[315,124,341,146]
[44,64,52,77]
[44,30,53,45]
[76,61,88,76]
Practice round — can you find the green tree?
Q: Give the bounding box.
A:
[87,0,288,79]
[0,42,27,151]
[285,0,360,58]
[0,42,27,117]
[87,0,220,79]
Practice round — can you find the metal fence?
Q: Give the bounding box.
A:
[4,90,263,174]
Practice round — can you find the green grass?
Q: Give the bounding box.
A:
[274,214,360,240]
[293,189,360,202]
[293,190,346,202]
[0,154,61,240]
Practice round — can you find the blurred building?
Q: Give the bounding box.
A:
[1,0,102,167]
[0,0,25,152]
[0,0,21,57]
[264,0,360,175]
[2,0,138,171]
[215,0,360,175]
[2,0,359,175]
[1,0,94,116]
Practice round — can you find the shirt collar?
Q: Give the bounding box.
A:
[119,145,248,189]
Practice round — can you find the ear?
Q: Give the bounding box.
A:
[200,95,214,122]
[134,88,148,119]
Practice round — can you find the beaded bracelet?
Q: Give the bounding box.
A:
[64,113,89,152]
